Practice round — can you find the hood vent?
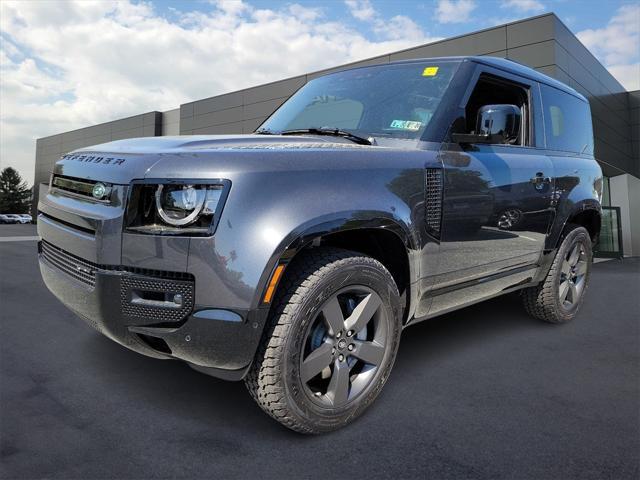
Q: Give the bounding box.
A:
[425,168,443,237]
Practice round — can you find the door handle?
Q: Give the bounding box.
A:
[530,172,551,185]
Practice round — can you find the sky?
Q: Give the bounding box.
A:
[1,0,639,185]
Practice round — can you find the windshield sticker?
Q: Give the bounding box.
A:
[422,66,439,77]
[390,120,422,131]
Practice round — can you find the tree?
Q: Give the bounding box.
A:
[0,167,32,214]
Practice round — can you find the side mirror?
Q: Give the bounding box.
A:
[452,104,521,145]
[476,104,521,142]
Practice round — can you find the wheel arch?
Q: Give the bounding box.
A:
[547,199,602,250]
[558,201,602,247]
[253,211,419,323]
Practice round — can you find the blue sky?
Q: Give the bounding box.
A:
[1,0,639,184]
[151,0,636,39]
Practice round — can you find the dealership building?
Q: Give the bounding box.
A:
[33,13,639,257]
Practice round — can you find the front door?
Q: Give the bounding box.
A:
[433,71,555,287]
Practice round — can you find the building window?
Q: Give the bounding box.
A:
[602,176,611,207]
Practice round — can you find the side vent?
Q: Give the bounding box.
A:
[425,168,443,237]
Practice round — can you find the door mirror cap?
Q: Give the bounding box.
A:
[452,104,521,145]
[476,104,521,142]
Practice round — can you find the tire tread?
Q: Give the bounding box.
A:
[244,247,397,434]
[521,224,592,324]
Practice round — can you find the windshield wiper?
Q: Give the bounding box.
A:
[254,128,275,135]
[279,128,373,145]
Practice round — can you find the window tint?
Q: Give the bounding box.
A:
[260,61,460,140]
[541,84,593,154]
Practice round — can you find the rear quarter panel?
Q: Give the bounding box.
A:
[546,152,603,249]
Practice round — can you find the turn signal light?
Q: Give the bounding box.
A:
[263,264,285,303]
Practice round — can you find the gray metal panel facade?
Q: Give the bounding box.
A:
[552,17,637,178]
[629,91,640,166]
[32,13,639,215]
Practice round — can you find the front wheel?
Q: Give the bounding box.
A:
[245,247,402,434]
[521,224,592,323]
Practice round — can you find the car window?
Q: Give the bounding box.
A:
[286,98,364,130]
[540,84,593,154]
[463,74,530,146]
[260,61,460,140]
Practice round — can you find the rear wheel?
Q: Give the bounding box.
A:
[521,224,592,323]
[245,247,402,434]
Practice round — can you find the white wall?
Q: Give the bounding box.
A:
[161,109,180,136]
[610,173,640,257]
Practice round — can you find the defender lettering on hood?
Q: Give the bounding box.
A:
[60,154,126,165]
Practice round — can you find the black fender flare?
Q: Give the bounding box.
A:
[546,199,602,251]
[535,199,602,284]
[250,210,419,311]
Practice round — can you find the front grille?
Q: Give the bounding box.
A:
[50,174,111,202]
[41,240,97,287]
[425,168,443,237]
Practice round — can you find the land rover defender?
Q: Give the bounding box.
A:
[37,57,602,433]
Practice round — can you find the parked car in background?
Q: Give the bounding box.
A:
[4,214,30,224]
[0,214,21,224]
[18,214,33,223]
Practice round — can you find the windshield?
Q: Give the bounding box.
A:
[259,61,460,141]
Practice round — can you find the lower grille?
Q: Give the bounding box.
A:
[121,276,194,323]
[41,240,97,287]
[40,240,195,323]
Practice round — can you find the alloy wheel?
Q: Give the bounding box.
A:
[558,241,588,308]
[300,286,389,408]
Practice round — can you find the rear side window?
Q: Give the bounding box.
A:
[541,84,593,154]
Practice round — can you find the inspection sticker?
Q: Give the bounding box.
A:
[422,66,439,76]
[390,120,422,131]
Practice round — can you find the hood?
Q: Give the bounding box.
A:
[53,134,373,184]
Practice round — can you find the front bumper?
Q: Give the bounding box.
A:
[38,241,266,380]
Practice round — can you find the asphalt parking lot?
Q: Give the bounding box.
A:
[1,224,639,480]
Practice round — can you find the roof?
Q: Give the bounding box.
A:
[470,56,585,101]
[354,55,587,102]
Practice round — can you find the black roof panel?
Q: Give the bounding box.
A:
[382,56,586,102]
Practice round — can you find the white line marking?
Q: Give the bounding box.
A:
[0,236,40,242]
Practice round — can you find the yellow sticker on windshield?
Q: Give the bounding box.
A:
[422,66,439,77]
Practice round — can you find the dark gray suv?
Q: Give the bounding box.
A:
[37,57,602,433]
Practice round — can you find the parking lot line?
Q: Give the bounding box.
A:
[0,236,40,242]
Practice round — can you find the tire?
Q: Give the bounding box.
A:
[245,247,402,434]
[521,224,593,323]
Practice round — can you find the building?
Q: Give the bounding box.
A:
[33,13,639,256]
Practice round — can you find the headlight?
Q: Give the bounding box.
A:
[125,181,229,236]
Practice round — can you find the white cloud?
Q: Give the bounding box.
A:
[344,0,431,42]
[577,4,640,66]
[577,4,640,90]
[0,0,438,184]
[435,0,476,24]
[607,63,640,91]
[345,0,377,22]
[501,0,545,13]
